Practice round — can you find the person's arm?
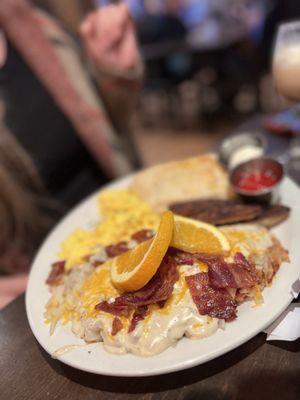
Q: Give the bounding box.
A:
[0,274,28,309]
[80,4,143,133]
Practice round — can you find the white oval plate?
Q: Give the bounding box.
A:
[26,176,300,377]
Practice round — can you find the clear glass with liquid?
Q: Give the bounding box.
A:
[272,21,300,102]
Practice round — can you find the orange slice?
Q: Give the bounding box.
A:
[171,215,230,254]
[111,210,174,291]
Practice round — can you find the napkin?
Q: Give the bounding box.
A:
[264,304,300,341]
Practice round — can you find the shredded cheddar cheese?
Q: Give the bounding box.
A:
[80,262,119,318]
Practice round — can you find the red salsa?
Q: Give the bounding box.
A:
[236,169,278,191]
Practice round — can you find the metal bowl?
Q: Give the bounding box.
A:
[230,157,284,203]
[218,132,266,168]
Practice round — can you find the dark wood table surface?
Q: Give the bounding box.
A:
[1,115,300,400]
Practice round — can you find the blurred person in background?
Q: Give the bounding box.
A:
[0,0,143,308]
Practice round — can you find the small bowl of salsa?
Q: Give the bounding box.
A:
[230,157,284,202]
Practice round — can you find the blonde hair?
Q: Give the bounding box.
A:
[0,121,59,273]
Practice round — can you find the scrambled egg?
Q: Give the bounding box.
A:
[59,190,160,270]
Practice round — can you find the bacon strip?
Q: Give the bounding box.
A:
[113,255,178,307]
[131,229,154,243]
[186,273,237,321]
[170,249,258,289]
[95,300,132,317]
[111,317,123,336]
[105,241,129,258]
[128,306,148,333]
[46,261,65,286]
[169,249,198,266]
[197,253,258,289]
[95,255,179,330]
[68,230,155,275]
[86,232,153,267]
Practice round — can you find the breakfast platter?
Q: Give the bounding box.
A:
[26,153,300,376]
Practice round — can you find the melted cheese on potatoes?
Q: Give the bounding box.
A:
[45,219,286,356]
[72,263,219,356]
[220,224,273,259]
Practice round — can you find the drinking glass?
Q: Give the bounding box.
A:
[272,21,300,102]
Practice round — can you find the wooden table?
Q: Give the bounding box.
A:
[1,115,300,399]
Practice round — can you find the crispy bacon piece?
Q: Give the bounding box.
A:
[169,249,199,266]
[197,253,258,289]
[91,260,105,267]
[46,261,65,286]
[95,255,179,330]
[83,253,105,267]
[105,241,129,258]
[84,230,155,270]
[186,273,237,321]
[95,300,132,317]
[157,300,167,308]
[111,317,123,336]
[131,229,154,243]
[170,249,258,289]
[128,306,148,333]
[113,255,178,307]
